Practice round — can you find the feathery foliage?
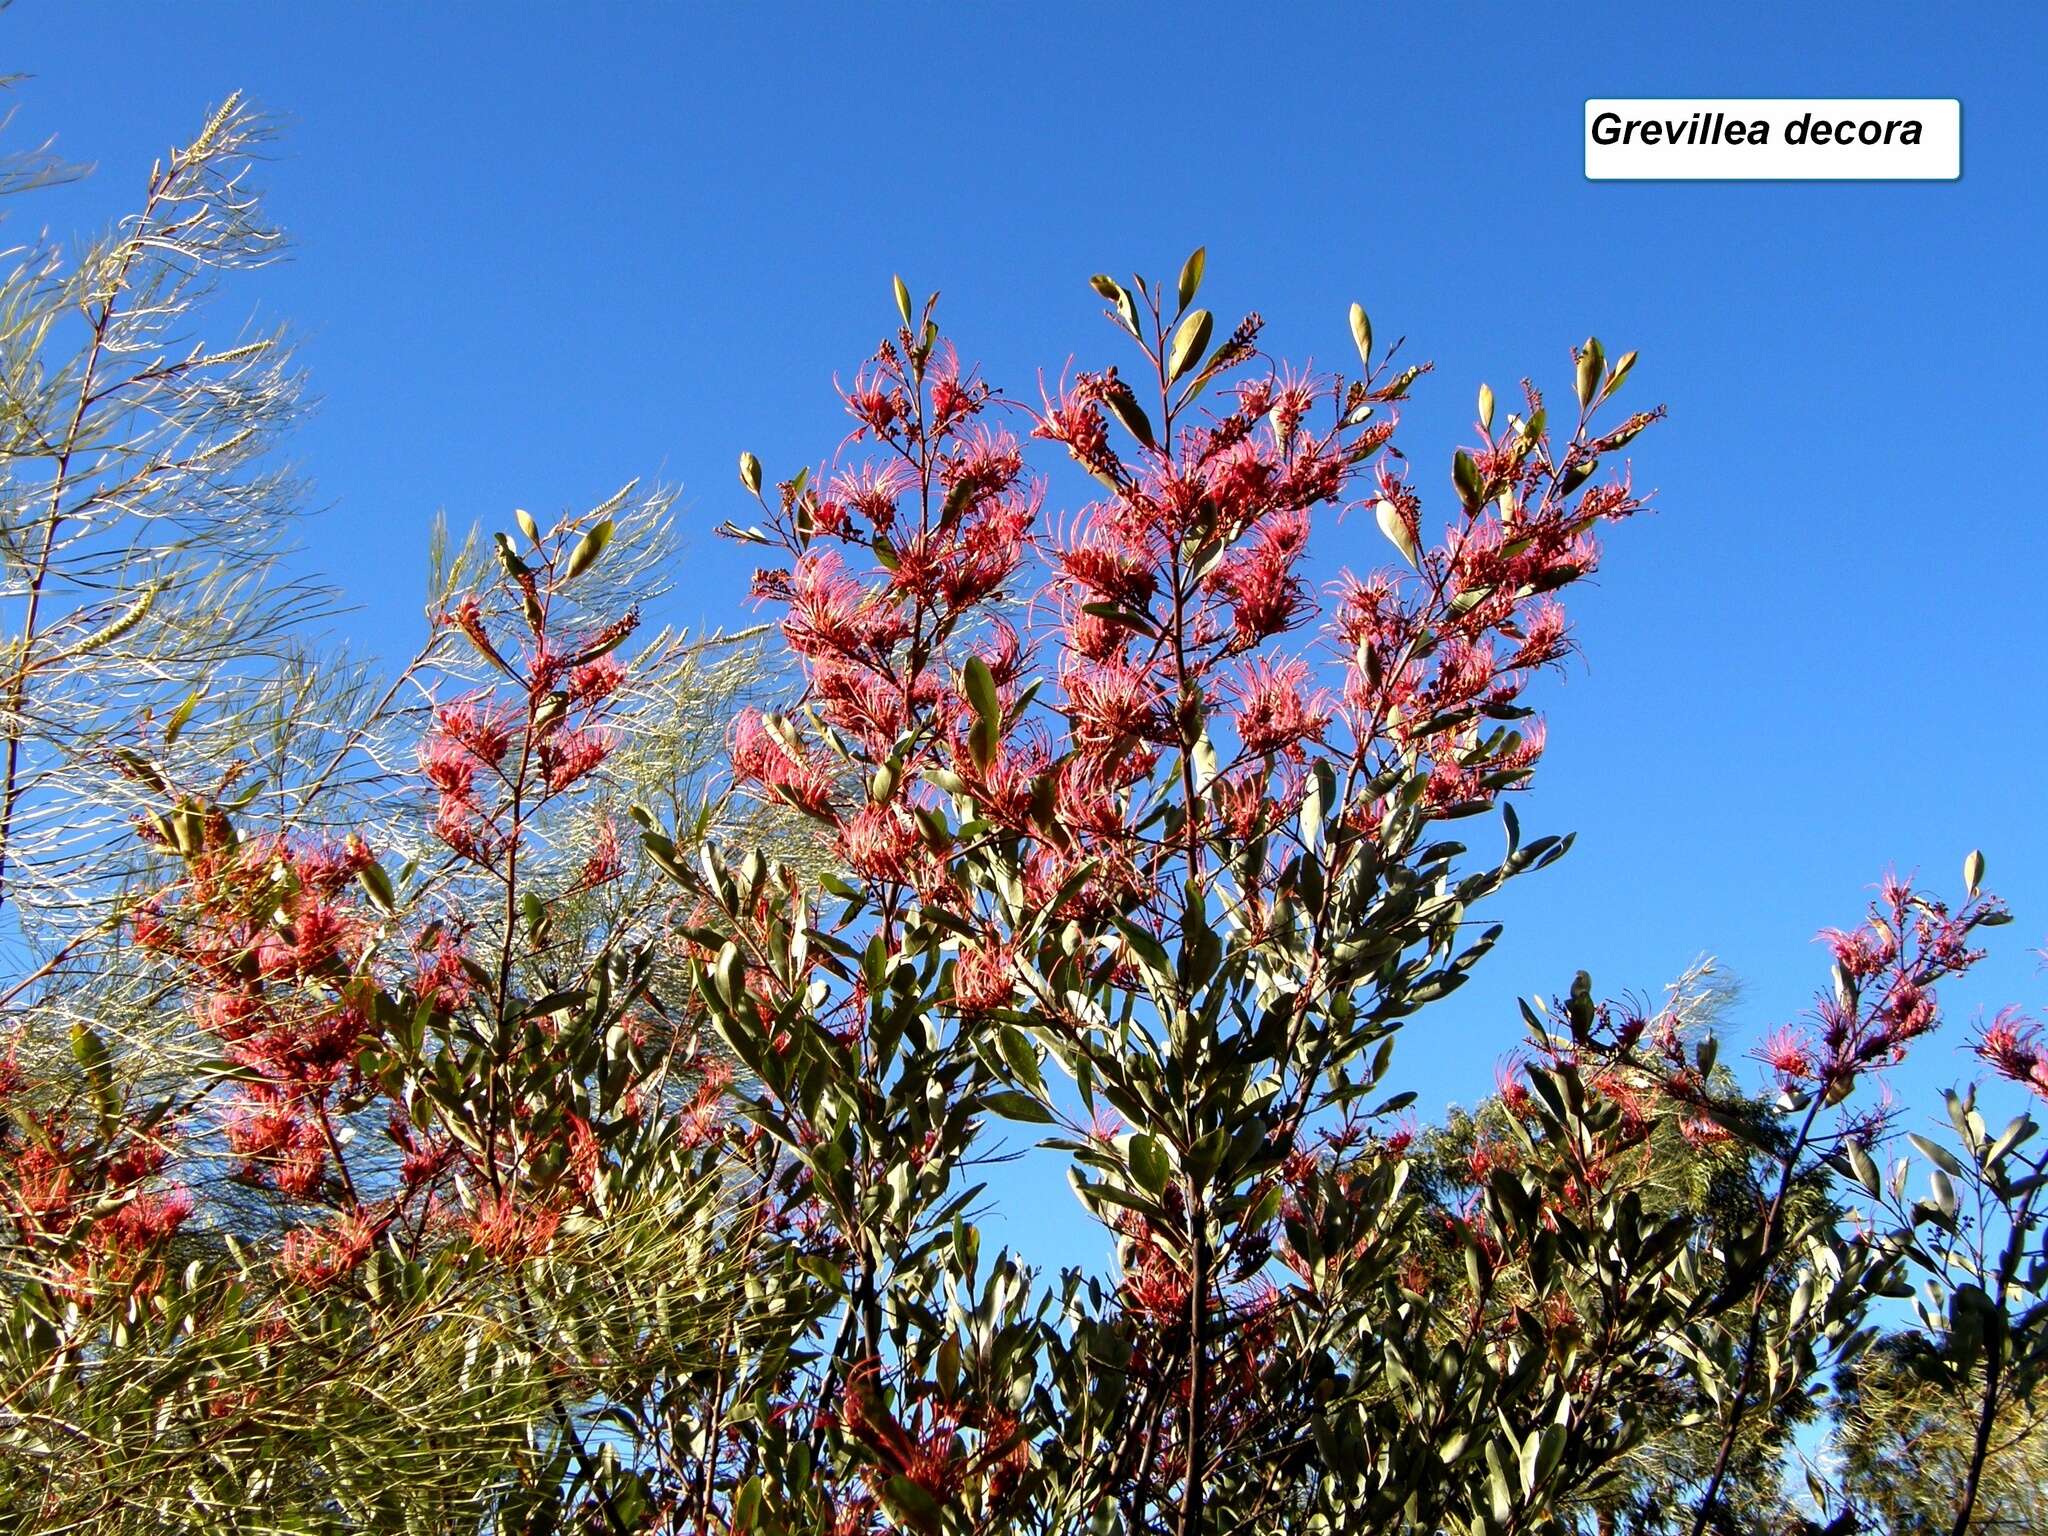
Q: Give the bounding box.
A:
[0,93,797,1534]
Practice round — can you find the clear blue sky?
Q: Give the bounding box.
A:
[10,5,2046,1272]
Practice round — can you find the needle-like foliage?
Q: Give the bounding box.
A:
[0,90,328,953]
[0,94,802,1534]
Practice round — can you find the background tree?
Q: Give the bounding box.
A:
[1405,964,1825,1535]
[1832,1338,2048,1534]
[1825,962,2048,1536]
[0,91,319,948]
[0,95,803,1533]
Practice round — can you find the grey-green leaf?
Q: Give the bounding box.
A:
[1129,1133,1172,1195]
[1168,309,1213,383]
[1349,302,1373,367]
[564,519,614,580]
[1176,246,1206,314]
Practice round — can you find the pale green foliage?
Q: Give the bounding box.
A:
[0,91,324,954]
[0,93,798,1535]
[0,1161,738,1534]
[1833,1345,2048,1534]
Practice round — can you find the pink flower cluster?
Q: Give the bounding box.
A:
[1979,1007,2048,1100]
[1752,876,1998,1098]
[725,290,1660,1005]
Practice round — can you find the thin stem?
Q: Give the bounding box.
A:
[1950,1150,2044,1536]
[0,172,161,908]
[1689,1091,1827,1536]
[1176,1206,1209,1536]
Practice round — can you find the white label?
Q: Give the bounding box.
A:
[1584,99,1960,180]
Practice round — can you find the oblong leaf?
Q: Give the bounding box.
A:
[1168,308,1213,383]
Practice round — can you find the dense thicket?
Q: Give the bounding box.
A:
[2,94,2041,1536]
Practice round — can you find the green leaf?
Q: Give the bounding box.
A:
[1453,449,1483,509]
[1908,1132,1965,1178]
[963,656,1002,772]
[893,273,913,328]
[963,657,1000,732]
[1486,1439,1514,1523]
[356,859,398,915]
[869,759,900,805]
[1300,758,1332,849]
[1984,1114,2035,1172]
[997,1025,1043,1092]
[739,452,763,494]
[1184,1126,1229,1185]
[1348,302,1373,367]
[1080,599,1157,637]
[70,1023,108,1076]
[733,1476,766,1530]
[1167,308,1213,383]
[1575,336,1605,408]
[163,688,203,746]
[532,691,569,733]
[716,941,747,1011]
[968,718,998,774]
[563,519,614,580]
[1129,1133,1172,1195]
[982,1090,1056,1125]
[1105,389,1157,450]
[1375,497,1418,568]
[493,530,529,578]
[70,1024,119,1126]
[1606,348,1638,396]
[1537,1420,1568,1493]
[1176,246,1206,314]
[1964,847,1985,896]
[1930,1167,1958,1215]
[1110,914,1175,993]
[1090,274,1142,338]
[881,1477,942,1536]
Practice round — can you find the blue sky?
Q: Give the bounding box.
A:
[9,5,2046,1271]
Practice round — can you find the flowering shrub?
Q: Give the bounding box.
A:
[0,501,763,1529]
[1,98,2038,1531]
[1817,861,2048,1536]
[630,255,1748,1533]
[630,259,2041,1536]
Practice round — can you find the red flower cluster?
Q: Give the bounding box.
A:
[424,592,634,867]
[1780,877,1997,1096]
[832,1357,1032,1511]
[1979,1007,2048,1100]
[727,289,1662,1032]
[133,827,380,1199]
[7,519,678,1319]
